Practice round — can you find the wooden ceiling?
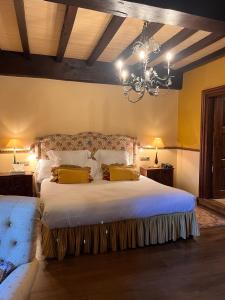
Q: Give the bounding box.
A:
[0,0,225,87]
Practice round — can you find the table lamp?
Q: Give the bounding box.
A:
[152,137,164,168]
[6,139,25,172]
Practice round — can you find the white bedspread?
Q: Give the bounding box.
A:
[40,176,196,229]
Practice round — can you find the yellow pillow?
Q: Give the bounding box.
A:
[51,165,81,182]
[109,166,140,181]
[101,163,124,180]
[51,165,92,184]
[102,164,140,181]
[58,168,91,184]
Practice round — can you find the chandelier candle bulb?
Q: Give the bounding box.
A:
[168,60,170,76]
[166,52,172,61]
[139,50,146,60]
[166,52,172,75]
[121,70,128,81]
[115,60,123,71]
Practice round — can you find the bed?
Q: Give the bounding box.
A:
[33,132,199,260]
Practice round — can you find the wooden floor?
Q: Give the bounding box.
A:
[199,198,225,216]
[31,227,225,300]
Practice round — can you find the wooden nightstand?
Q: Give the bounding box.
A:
[0,172,34,196]
[140,167,174,187]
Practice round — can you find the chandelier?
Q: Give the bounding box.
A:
[115,21,174,103]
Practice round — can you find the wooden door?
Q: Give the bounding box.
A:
[213,95,225,198]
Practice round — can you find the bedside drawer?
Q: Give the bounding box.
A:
[0,174,33,196]
[141,167,174,187]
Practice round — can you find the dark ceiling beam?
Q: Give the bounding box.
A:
[87,16,125,66]
[178,46,225,74]
[0,51,118,85]
[13,0,30,57]
[156,33,224,71]
[0,50,182,89]
[56,5,78,62]
[115,22,163,62]
[129,1,225,23]
[149,28,198,64]
[45,0,225,35]
[170,33,224,66]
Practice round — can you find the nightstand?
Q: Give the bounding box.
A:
[0,172,34,196]
[140,167,174,187]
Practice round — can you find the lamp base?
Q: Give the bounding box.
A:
[154,151,159,168]
[12,163,25,172]
[153,164,160,168]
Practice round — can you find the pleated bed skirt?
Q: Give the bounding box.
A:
[42,211,200,260]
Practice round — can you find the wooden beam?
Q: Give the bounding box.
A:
[87,16,125,66]
[0,51,118,85]
[0,51,182,89]
[178,46,225,73]
[149,28,198,64]
[170,33,224,66]
[13,0,30,57]
[156,33,224,71]
[45,0,225,35]
[56,5,78,62]
[133,1,225,23]
[115,22,164,62]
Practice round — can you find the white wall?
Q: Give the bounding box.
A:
[176,149,200,196]
[0,152,36,173]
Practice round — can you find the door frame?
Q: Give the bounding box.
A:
[199,85,225,199]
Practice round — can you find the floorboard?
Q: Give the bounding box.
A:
[31,227,225,300]
[199,199,225,216]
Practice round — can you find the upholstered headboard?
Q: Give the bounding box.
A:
[33,132,137,163]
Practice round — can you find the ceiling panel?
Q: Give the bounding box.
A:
[153,24,182,45]
[0,0,22,52]
[173,37,225,69]
[24,0,65,56]
[98,18,144,62]
[65,8,111,59]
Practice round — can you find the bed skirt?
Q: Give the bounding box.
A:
[42,211,200,260]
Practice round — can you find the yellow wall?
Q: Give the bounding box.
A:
[178,56,225,149]
[0,75,178,171]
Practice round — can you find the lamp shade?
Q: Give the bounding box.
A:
[152,137,164,149]
[6,139,24,150]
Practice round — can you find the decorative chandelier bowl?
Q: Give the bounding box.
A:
[115,21,174,103]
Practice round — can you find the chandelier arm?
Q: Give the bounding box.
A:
[123,85,133,94]
[146,78,168,89]
[127,89,145,103]
[152,74,171,82]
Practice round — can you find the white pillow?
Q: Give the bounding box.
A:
[85,159,98,179]
[36,159,55,183]
[47,150,91,166]
[94,150,129,165]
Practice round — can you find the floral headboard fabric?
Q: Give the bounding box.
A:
[33,132,137,164]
